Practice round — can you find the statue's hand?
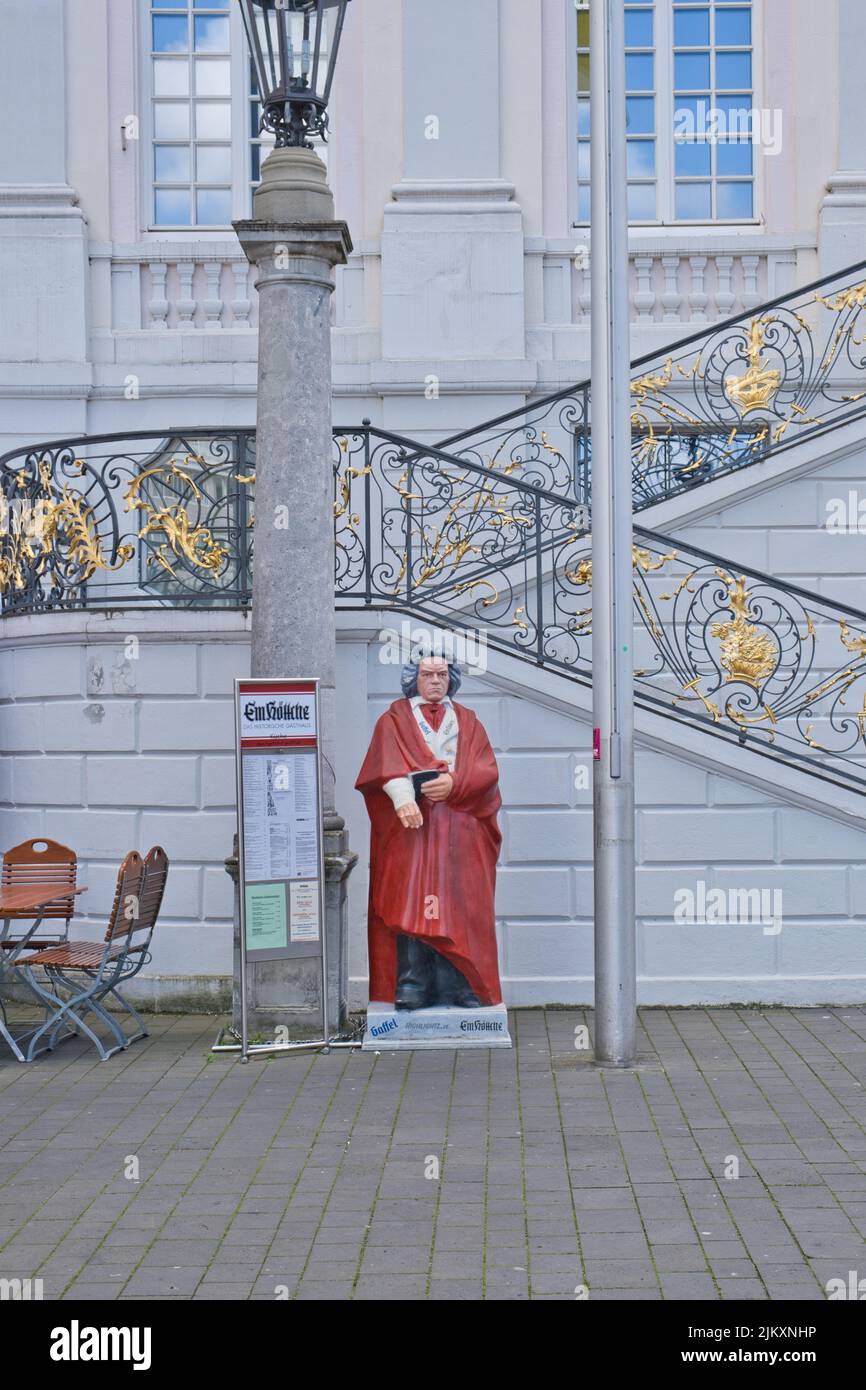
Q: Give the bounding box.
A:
[397,800,423,829]
[421,773,453,802]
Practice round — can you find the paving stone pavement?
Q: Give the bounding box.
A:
[1,1006,865,1301]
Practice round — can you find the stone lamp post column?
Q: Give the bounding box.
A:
[231,145,356,1038]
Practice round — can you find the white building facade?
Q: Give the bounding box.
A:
[3,0,866,1009]
[6,0,866,446]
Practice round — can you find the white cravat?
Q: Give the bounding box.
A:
[383,696,459,809]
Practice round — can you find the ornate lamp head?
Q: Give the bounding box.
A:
[238,0,351,150]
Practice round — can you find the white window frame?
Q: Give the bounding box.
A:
[138,0,261,236]
[138,0,333,237]
[569,0,764,232]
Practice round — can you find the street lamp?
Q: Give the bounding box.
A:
[232,0,355,1046]
[239,0,351,149]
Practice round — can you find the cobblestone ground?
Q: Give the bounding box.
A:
[0,1007,865,1301]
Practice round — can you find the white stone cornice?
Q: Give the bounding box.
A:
[391,179,516,200]
[88,384,257,400]
[387,178,521,215]
[0,183,85,220]
[0,384,92,399]
[0,607,251,647]
[97,239,248,262]
[524,232,818,255]
[822,171,866,206]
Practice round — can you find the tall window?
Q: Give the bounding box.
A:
[624,1,657,220]
[673,1,753,220]
[147,0,330,229]
[149,0,233,227]
[575,0,755,225]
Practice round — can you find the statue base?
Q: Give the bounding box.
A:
[362,1001,512,1050]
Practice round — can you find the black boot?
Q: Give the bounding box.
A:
[432,949,481,1009]
[394,934,437,1010]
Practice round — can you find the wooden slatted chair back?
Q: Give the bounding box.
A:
[1,839,77,921]
[102,851,145,945]
[109,846,168,943]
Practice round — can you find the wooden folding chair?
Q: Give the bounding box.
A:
[0,839,82,1059]
[0,838,78,949]
[17,847,168,1062]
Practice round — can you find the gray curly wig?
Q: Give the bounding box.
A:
[400,648,463,698]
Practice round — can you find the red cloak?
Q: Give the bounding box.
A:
[355,698,503,1006]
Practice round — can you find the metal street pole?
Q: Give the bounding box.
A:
[590,0,637,1066]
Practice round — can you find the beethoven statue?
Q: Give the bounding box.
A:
[356,652,502,1010]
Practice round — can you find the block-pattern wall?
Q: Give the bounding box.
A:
[2,618,866,1009]
[362,647,866,1006]
[674,444,866,612]
[0,629,246,1006]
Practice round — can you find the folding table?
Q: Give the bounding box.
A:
[0,884,88,1061]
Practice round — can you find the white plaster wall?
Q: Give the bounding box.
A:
[0,0,91,444]
[66,0,111,246]
[0,613,249,1006]
[763,0,831,264]
[3,608,865,1010]
[673,442,866,613]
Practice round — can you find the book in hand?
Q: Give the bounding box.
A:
[411,769,442,800]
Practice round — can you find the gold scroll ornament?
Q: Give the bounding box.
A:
[725,319,782,417]
[709,572,777,688]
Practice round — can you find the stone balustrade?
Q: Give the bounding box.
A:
[526,235,818,332]
[98,242,259,332]
[98,235,816,337]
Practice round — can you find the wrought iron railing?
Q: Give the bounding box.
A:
[0,429,255,612]
[8,258,866,611]
[567,529,866,792]
[431,256,866,511]
[0,424,587,616]
[334,433,866,791]
[332,426,588,654]
[3,423,866,793]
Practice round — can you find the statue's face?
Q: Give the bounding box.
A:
[416,657,449,703]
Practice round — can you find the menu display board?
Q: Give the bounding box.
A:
[234,680,326,969]
[241,753,319,884]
